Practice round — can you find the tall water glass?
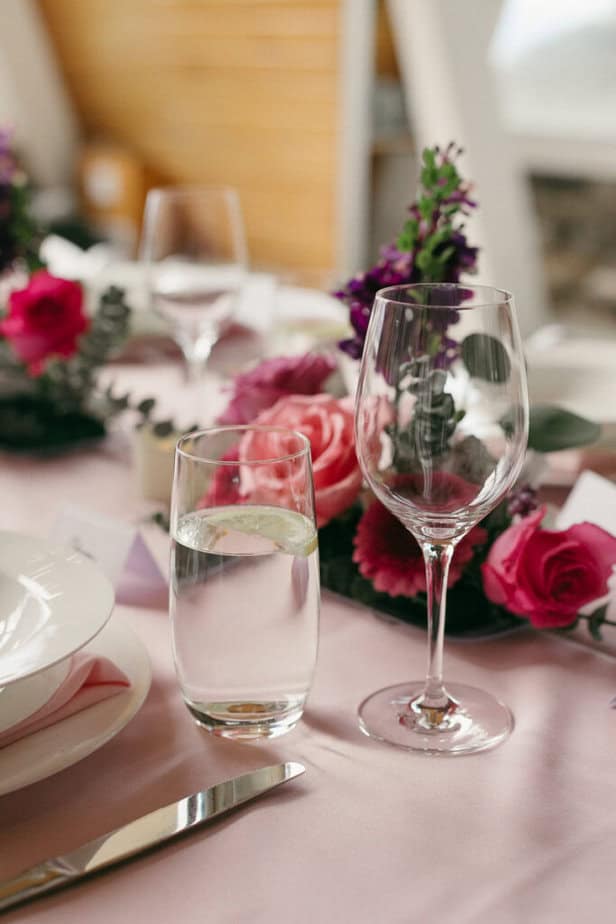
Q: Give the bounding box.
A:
[141,186,248,382]
[355,284,529,755]
[170,426,320,739]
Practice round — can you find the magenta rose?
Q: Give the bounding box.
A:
[0,270,88,375]
[218,352,336,425]
[482,507,616,628]
[238,393,362,527]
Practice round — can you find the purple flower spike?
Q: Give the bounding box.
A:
[333,143,479,362]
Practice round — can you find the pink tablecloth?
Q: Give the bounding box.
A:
[2,363,616,923]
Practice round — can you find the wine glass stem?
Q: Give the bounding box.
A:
[184,341,214,385]
[186,354,208,385]
[420,541,454,708]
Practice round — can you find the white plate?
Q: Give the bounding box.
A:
[0,618,151,795]
[0,659,70,735]
[0,531,115,686]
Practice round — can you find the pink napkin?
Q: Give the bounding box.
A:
[0,653,131,749]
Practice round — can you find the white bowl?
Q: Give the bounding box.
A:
[0,531,115,686]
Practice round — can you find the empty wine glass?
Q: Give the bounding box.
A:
[355,283,529,755]
[141,186,248,382]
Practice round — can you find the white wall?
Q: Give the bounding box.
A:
[0,0,79,188]
[387,0,550,337]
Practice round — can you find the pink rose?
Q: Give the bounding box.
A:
[218,353,336,425]
[239,394,362,527]
[0,270,88,375]
[482,507,616,628]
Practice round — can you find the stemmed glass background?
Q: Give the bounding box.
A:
[141,186,248,384]
[354,283,529,755]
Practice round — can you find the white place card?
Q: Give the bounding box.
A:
[50,504,166,591]
[555,470,616,535]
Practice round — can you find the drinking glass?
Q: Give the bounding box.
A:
[141,186,248,382]
[355,284,529,755]
[170,426,320,739]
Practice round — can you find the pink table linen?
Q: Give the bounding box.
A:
[2,361,616,923]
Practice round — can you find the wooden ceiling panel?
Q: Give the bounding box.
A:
[38,0,341,269]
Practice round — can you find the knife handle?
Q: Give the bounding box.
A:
[0,860,72,913]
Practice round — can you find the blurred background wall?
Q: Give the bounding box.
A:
[1,0,615,347]
[36,0,342,274]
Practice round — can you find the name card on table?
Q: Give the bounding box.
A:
[555,470,616,535]
[50,505,168,607]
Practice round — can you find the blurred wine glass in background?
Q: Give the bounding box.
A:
[141,186,248,385]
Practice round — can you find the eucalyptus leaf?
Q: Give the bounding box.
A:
[461,333,511,383]
[528,405,601,452]
[586,603,608,641]
[153,419,175,438]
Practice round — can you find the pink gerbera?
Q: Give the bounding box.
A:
[353,499,488,598]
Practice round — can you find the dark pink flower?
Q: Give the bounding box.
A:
[197,447,243,508]
[0,271,88,375]
[217,352,336,425]
[482,507,616,629]
[353,499,488,598]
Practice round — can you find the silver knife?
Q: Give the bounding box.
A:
[0,761,304,913]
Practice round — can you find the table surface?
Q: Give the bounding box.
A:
[2,357,616,924]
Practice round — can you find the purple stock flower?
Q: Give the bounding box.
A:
[217,352,337,425]
[335,144,479,360]
[507,484,539,520]
[337,247,417,359]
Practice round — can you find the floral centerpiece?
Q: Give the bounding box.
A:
[0,130,152,452]
[216,144,616,640]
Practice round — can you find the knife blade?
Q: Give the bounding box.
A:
[0,761,304,913]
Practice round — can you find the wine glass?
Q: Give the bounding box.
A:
[141,186,248,382]
[354,283,529,755]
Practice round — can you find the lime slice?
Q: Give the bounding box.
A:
[204,505,318,557]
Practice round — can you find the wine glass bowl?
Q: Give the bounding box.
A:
[354,283,529,754]
[141,186,247,381]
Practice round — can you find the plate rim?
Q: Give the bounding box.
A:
[0,617,151,795]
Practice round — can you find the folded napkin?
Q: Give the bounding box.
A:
[0,654,131,749]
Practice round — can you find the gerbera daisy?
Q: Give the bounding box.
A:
[353,499,488,598]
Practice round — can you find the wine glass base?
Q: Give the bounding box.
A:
[358,681,513,756]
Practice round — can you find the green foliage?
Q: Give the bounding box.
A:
[587,604,608,641]
[5,180,44,272]
[528,405,601,452]
[0,394,105,452]
[396,146,473,283]
[461,333,511,383]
